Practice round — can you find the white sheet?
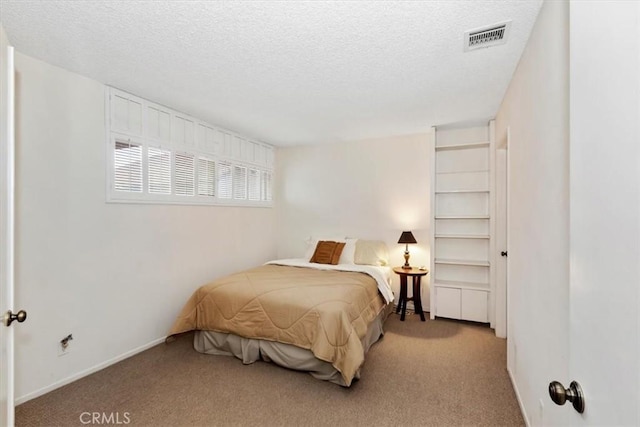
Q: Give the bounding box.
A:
[265,258,394,304]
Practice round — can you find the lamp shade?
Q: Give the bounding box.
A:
[397,231,417,244]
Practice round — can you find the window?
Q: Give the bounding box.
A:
[248,169,261,201]
[233,166,247,200]
[114,141,142,193]
[217,163,232,200]
[148,147,171,194]
[198,157,215,197]
[261,171,272,201]
[107,88,273,206]
[175,152,195,196]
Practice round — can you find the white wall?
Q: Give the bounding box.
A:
[13,53,277,402]
[276,133,431,303]
[495,1,568,425]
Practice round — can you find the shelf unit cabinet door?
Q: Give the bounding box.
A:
[435,287,461,319]
[461,289,489,323]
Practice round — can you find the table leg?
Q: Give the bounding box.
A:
[413,276,426,321]
[399,275,408,321]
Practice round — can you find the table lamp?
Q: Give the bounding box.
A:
[398,231,417,269]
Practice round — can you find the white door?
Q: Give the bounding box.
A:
[550,2,640,424]
[0,24,16,427]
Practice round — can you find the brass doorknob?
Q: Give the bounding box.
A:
[549,380,585,413]
[3,309,27,327]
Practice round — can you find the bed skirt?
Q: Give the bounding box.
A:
[193,304,392,386]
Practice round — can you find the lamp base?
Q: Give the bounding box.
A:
[402,250,411,269]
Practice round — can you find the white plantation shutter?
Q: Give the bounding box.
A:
[114,141,143,192]
[233,166,247,200]
[175,152,195,196]
[217,163,232,199]
[197,157,215,197]
[261,171,272,201]
[107,88,272,206]
[248,168,260,201]
[148,147,171,194]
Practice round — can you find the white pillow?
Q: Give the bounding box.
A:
[304,237,357,264]
[340,238,357,264]
[354,240,389,266]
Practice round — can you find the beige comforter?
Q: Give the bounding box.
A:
[168,264,386,385]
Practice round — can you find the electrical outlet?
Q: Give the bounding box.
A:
[57,342,70,356]
[57,334,73,357]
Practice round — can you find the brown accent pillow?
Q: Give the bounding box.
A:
[309,241,346,265]
[330,242,346,264]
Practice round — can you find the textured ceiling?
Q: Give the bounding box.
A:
[0,0,542,146]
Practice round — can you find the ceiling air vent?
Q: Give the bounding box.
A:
[464,21,511,52]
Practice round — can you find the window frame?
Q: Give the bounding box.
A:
[105,88,274,208]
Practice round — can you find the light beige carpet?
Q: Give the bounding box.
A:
[16,314,524,426]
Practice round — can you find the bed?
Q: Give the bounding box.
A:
[167,239,393,386]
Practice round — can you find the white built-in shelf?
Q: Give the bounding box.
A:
[431,126,495,324]
[434,280,490,291]
[434,258,490,267]
[435,215,490,220]
[435,234,490,239]
[435,190,489,194]
[435,141,490,151]
[436,169,489,175]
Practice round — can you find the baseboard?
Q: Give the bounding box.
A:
[15,336,166,405]
[507,367,530,427]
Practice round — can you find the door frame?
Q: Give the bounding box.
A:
[494,127,509,339]
[0,24,16,426]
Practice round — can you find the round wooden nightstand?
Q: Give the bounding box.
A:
[393,267,429,321]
